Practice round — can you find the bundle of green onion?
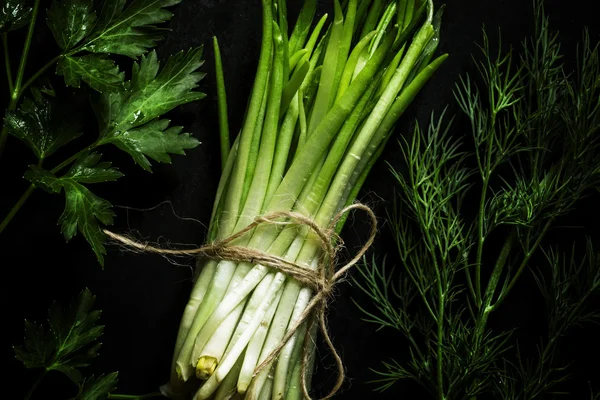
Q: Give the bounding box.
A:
[164,0,446,398]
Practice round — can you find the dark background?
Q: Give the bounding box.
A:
[2,0,600,399]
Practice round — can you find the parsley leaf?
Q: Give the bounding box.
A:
[4,88,82,160]
[54,188,115,266]
[75,373,119,400]
[0,0,32,31]
[119,49,206,129]
[14,288,104,385]
[47,0,183,90]
[65,152,125,183]
[25,153,123,265]
[13,320,54,369]
[47,0,97,51]
[96,49,204,170]
[83,0,182,58]
[57,54,125,93]
[105,119,199,170]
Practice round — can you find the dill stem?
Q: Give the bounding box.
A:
[430,239,445,399]
[473,230,517,346]
[474,109,497,308]
[473,174,489,307]
[436,287,445,400]
[492,218,553,311]
[467,234,515,400]
[483,229,517,308]
[424,216,446,398]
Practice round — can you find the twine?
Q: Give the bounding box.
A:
[103,203,377,400]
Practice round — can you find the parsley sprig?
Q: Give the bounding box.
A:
[14,288,162,400]
[0,0,205,265]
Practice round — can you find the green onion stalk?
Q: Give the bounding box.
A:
[163,0,447,399]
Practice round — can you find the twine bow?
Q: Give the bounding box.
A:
[103,203,377,399]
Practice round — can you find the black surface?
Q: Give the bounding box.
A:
[2,0,600,399]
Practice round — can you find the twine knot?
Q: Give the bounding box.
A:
[103,203,377,400]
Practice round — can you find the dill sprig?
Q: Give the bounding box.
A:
[355,0,600,398]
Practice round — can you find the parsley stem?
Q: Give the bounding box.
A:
[19,54,63,97]
[0,184,35,234]
[0,143,96,234]
[12,0,41,103]
[0,0,41,158]
[3,33,13,93]
[50,143,98,174]
[24,368,46,400]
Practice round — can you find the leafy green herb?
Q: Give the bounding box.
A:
[0,0,204,264]
[75,373,119,400]
[0,0,33,31]
[9,47,204,263]
[25,152,123,265]
[81,0,182,58]
[356,0,600,398]
[493,240,600,399]
[15,289,163,399]
[104,119,199,171]
[114,49,205,130]
[47,0,97,51]
[4,88,82,160]
[14,288,104,384]
[57,54,125,93]
[96,49,205,170]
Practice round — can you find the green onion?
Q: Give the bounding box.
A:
[163,0,446,398]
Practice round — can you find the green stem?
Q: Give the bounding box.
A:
[492,219,553,311]
[0,185,35,234]
[474,174,490,308]
[0,53,62,161]
[0,54,62,165]
[24,369,47,400]
[436,278,445,400]
[484,229,517,308]
[473,229,517,343]
[0,0,41,157]
[213,37,230,171]
[108,393,162,400]
[3,33,13,93]
[12,0,41,103]
[473,110,497,308]
[0,143,96,234]
[468,230,517,400]
[425,219,445,400]
[20,54,63,96]
[219,0,273,236]
[50,143,97,174]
